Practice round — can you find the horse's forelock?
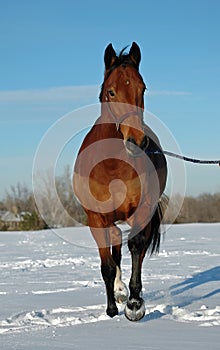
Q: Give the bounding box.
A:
[99,52,139,101]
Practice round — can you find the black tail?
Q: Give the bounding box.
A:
[146,202,163,256]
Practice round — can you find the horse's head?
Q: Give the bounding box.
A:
[100,42,148,157]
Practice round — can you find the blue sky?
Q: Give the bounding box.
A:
[1,0,220,198]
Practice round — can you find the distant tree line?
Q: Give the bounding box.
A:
[174,193,220,223]
[0,167,219,231]
[0,166,87,231]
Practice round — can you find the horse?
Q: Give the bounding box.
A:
[73,42,167,321]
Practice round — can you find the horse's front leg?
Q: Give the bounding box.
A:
[100,247,119,317]
[110,225,128,304]
[125,228,149,321]
[90,226,118,318]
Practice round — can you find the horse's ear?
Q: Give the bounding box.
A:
[129,42,141,69]
[104,43,117,70]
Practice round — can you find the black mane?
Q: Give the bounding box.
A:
[99,47,139,102]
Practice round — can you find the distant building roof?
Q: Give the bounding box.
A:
[0,211,22,222]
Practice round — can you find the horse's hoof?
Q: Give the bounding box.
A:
[114,283,129,304]
[106,305,118,318]
[124,298,145,321]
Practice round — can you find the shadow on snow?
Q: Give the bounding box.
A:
[170,266,220,300]
[139,266,220,323]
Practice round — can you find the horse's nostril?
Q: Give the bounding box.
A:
[125,137,142,157]
[127,137,137,146]
[140,135,149,150]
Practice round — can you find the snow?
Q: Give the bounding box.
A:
[0,223,219,349]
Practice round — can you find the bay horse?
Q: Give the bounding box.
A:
[73,42,167,321]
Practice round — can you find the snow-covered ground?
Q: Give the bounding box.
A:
[0,224,219,349]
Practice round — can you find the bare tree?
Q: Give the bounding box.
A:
[4,183,35,214]
[33,165,87,228]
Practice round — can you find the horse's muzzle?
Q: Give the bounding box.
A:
[125,135,148,157]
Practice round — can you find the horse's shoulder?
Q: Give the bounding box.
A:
[78,117,102,152]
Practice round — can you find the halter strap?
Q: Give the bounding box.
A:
[106,102,142,131]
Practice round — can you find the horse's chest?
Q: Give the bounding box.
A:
[87,170,147,215]
[74,155,149,217]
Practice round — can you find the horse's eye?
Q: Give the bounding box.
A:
[108,90,115,97]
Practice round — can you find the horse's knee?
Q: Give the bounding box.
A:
[128,230,146,253]
[109,225,122,246]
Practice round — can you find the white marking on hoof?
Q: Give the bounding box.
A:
[125,298,146,322]
[114,266,128,304]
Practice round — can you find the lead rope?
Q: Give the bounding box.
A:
[105,100,220,166]
[146,149,220,166]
